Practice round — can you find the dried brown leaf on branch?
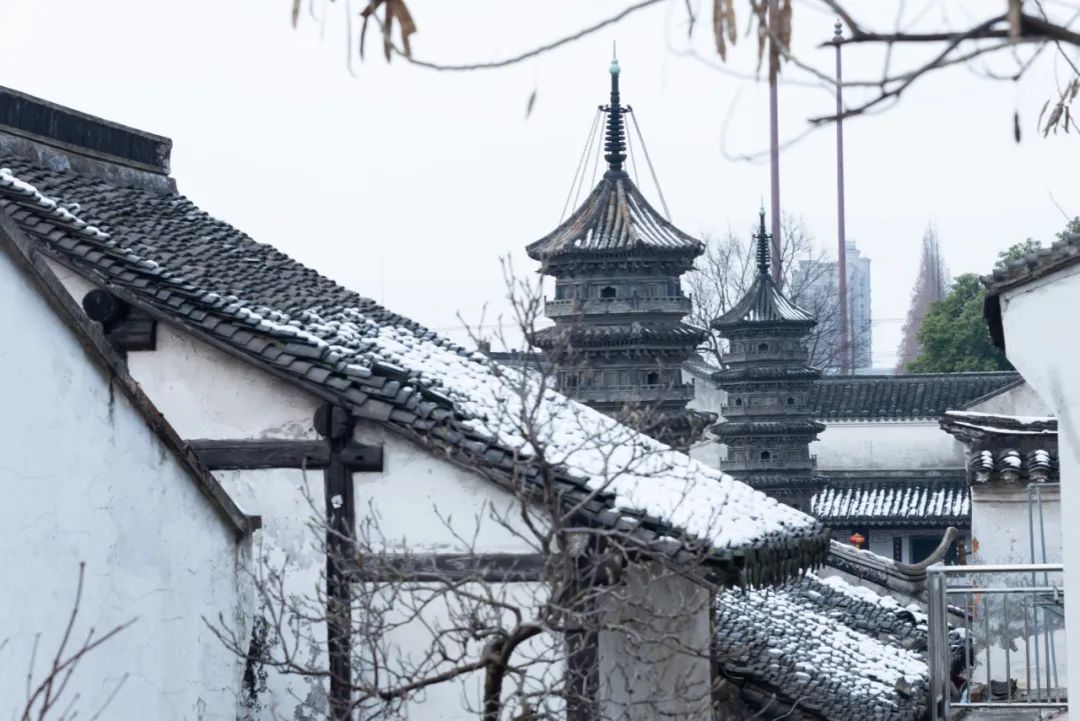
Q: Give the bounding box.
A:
[359,0,417,62]
[1041,77,1080,136]
[712,0,738,61]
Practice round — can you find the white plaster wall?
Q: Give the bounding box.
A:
[811,421,965,470]
[218,445,556,720]
[688,437,724,469]
[130,322,323,440]
[42,256,323,441]
[685,368,726,418]
[369,580,562,721]
[971,487,1062,566]
[997,263,1080,699]
[965,380,1051,416]
[970,486,1066,693]
[0,250,248,721]
[353,422,547,554]
[598,564,712,721]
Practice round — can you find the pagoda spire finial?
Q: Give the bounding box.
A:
[755,204,772,275]
[603,49,627,173]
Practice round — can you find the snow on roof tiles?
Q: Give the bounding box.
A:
[812,480,970,527]
[0,159,829,580]
[716,572,935,721]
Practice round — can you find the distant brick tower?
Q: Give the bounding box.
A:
[526,58,709,448]
[710,209,825,510]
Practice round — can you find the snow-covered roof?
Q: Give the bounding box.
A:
[526,171,703,262]
[812,477,970,528]
[715,572,938,721]
[0,153,829,582]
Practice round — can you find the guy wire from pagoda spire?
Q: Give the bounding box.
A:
[603,51,627,173]
[755,204,772,274]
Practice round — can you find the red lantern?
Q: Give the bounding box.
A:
[849,532,866,549]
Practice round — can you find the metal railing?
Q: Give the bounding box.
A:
[928,563,1067,721]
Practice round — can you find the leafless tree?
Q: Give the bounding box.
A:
[687,213,869,372]
[292,1,1080,136]
[895,224,949,373]
[210,263,726,721]
[7,563,135,721]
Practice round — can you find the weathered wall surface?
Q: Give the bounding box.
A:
[998,264,1080,697]
[353,421,546,554]
[0,248,248,721]
[971,486,1061,566]
[44,256,322,441]
[811,421,965,471]
[216,430,552,720]
[965,380,1050,416]
[598,563,712,721]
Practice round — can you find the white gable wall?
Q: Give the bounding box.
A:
[41,264,557,719]
[997,264,1080,699]
[0,248,249,720]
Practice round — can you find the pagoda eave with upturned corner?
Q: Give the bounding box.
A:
[525,58,709,450]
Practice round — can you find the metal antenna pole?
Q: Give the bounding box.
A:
[768,0,783,287]
[833,20,851,374]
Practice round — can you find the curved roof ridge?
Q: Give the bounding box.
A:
[712,273,816,329]
[526,172,703,261]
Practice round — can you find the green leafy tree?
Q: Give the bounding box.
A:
[906,235,1066,373]
[906,273,1012,373]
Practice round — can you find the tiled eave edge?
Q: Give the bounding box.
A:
[817,515,970,529]
[24,229,829,588]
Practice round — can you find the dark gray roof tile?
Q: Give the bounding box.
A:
[809,372,1021,420]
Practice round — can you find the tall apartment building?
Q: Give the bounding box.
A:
[794,241,872,372]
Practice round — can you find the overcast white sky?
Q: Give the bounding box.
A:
[2,1,1076,367]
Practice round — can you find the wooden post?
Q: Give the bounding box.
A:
[315,404,357,721]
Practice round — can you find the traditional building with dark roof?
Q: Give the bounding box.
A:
[940,410,1060,567]
[526,61,710,449]
[0,84,829,721]
[708,208,825,511]
[0,158,257,719]
[685,350,1045,562]
[979,230,1079,699]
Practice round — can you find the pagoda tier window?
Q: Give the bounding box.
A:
[733,398,743,407]
[645,371,660,386]
[600,286,617,299]
[757,342,769,352]
[760,451,772,461]
[786,396,795,406]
